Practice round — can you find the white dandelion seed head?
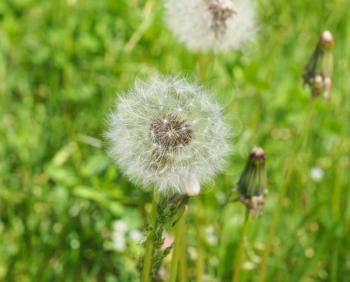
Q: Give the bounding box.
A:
[164,0,256,53]
[106,77,230,195]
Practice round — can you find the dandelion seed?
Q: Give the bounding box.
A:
[106,77,230,195]
[164,0,256,52]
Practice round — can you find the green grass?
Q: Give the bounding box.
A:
[0,0,349,281]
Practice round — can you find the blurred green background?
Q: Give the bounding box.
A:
[0,0,349,281]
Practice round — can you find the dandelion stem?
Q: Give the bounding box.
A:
[196,53,214,84]
[141,189,160,282]
[232,209,250,282]
[258,101,315,282]
[195,199,205,282]
[178,221,188,282]
[193,53,214,282]
[169,204,187,282]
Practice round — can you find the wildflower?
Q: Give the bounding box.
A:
[205,225,218,245]
[107,77,230,195]
[303,31,334,100]
[112,220,128,252]
[164,0,256,53]
[130,230,144,242]
[309,167,324,182]
[237,147,267,217]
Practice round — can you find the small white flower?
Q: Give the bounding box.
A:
[205,225,218,245]
[106,77,230,194]
[111,220,128,252]
[130,230,144,243]
[164,0,256,52]
[112,233,126,252]
[113,220,128,234]
[309,167,324,182]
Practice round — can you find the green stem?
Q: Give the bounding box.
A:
[232,209,250,282]
[258,102,315,282]
[178,221,188,282]
[193,53,213,282]
[141,190,160,282]
[169,206,187,282]
[196,53,214,84]
[195,200,204,282]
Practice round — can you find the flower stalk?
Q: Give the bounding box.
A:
[258,101,315,282]
[169,203,187,282]
[226,147,267,280]
[141,190,160,282]
[232,209,250,282]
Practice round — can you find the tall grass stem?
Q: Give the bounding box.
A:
[232,209,250,282]
[258,101,316,282]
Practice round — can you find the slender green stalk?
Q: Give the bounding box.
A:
[196,53,214,84]
[141,190,160,282]
[258,102,315,282]
[232,209,250,282]
[124,0,155,53]
[193,54,213,282]
[169,205,187,282]
[195,200,205,282]
[178,221,188,282]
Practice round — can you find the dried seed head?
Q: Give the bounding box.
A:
[207,0,236,38]
[237,147,267,217]
[106,77,230,195]
[164,0,256,52]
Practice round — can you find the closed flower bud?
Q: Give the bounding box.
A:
[303,31,334,100]
[237,147,267,217]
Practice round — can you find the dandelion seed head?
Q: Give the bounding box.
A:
[164,0,256,52]
[106,77,230,194]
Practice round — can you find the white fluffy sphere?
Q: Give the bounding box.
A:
[164,0,256,52]
[106,77,230,194]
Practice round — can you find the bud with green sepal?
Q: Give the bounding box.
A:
[303,31,334,100]
[229,147,267,217]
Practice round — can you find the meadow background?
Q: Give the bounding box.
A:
[0,0,349,281]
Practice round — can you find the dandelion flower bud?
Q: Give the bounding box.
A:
[164,0,256,53]
[303,30,334,100]
[237,147,267,217]
[106,77,230,195]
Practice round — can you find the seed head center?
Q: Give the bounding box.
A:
[150,113,192,151]
[207,0,236,38]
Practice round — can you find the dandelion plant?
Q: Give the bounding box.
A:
[106,77,230,281]
[227,147,267,282]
